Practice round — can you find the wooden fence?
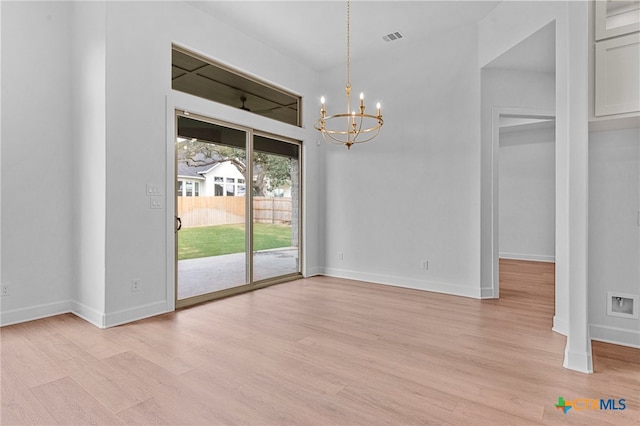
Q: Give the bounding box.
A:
[253,197,292,225]
[177,196,292,228]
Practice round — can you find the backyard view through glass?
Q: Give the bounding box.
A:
[176,116,247,300]
[176,115,301,303]
[252,134,300,282]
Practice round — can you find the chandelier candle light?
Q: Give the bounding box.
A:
[314,0,384,149]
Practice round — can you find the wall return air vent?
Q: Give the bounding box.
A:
[382,31,404,42]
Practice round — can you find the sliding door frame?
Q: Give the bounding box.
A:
[172,110,303,309]
[174,111,253,309]
[252,130,304,286]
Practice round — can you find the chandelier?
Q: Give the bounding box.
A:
[314,0,384,150]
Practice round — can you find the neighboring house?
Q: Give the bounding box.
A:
[178,160,290,197]
[176,162,205,197]
[177,160,246,197]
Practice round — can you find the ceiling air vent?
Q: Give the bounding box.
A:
[382,32,404,42]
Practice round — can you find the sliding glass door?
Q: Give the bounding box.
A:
[175,113,301,307]
[252,134,301,282]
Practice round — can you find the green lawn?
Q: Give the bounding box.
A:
[178,223,292,260]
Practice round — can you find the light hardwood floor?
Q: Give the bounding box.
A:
[1,260,639,425]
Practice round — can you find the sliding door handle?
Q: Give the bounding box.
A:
[175,216,182,232]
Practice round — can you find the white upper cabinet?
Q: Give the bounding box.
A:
[595,32,640,116]
[595,0,640,40]
[593,1,640,118]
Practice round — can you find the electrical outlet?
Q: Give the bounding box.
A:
[338,252,344,261]
[1,285,10,297]
[421,260,429,270]
[131,279,141,292]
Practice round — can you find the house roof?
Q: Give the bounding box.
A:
[178,160,249,180]
[177,161,215,179]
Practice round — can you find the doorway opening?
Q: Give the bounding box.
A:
[175,112,302,308]
[479,20,557,324]
[495,112,556,299]
[495,114,556,323]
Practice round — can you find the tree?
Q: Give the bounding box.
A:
[177,139,291,196]
[253,152,291,196]
[178,138,299,250]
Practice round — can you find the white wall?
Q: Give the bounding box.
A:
[71,0,107,326]
[482,1,638,353]
[1,1,75,324]
[479,1,592,373]
[481,68,555,280]
[103,0,321,325]
[0,0,322,327]
[3,1,629,365]
[321,22,483,297]
[589,128,640,347]
[499,123,556,262]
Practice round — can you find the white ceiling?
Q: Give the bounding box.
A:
[188,1,503,72]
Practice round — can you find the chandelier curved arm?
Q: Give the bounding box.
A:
[314,112,384,149]
[319,127,382,148]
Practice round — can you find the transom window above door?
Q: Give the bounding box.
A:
[171,46,301,127]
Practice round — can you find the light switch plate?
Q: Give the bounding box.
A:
[150,196,162,209]
[146,184,162,196]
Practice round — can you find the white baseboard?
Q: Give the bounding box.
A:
[480,286,496,298]
[104,301,169,328]
[553,315,568,336]
[563,345,594,374]
[0,299,72,327]
[319,267,482,299]
[303,266,321,277]
[1,299,169,329]
[71,300,106,328]
[590,323,640,349]
[499,252,555,263]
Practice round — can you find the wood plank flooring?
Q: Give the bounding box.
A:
[2,260,639,425]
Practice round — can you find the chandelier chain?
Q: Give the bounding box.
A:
[346,0,350,88]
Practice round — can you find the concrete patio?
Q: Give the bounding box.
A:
[177,248,299,299]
